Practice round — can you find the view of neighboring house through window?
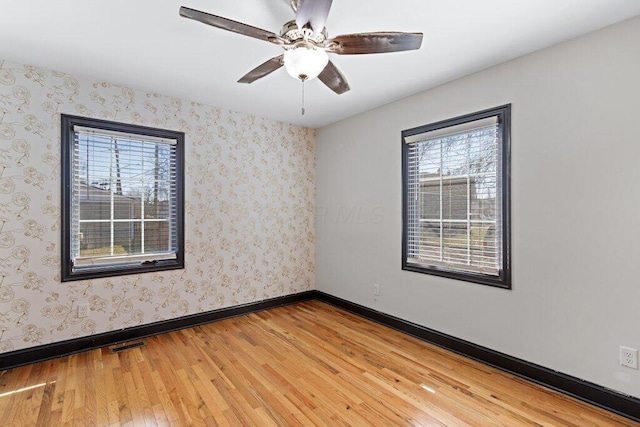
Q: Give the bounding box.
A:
[402,105,511,288]
[61,115,184,281]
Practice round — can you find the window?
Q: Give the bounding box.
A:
[402,105,511,288]
[61,115,184,281]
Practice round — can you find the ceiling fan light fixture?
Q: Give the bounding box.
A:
[283,47,329,81]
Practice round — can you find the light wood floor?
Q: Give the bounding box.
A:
[0,301,637,426]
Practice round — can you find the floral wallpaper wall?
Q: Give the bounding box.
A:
[0,58,316,354]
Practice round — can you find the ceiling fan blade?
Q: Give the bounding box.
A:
[318,61,350,95]
[238,55,284,84]
[295,0,333,34]
[179,6,287,45]
[328,32,423,55]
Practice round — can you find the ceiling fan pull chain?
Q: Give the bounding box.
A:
[301,79,305,115]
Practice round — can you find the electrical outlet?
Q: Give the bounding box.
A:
[620,346,638,369]
[373,284,380,296]
[77,304,89,318]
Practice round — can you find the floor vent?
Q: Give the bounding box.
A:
[109,341,147,353]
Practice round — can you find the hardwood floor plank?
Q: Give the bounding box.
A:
[149,369,181,424]
[59,389,74,426]
[112,366,133,424]
[0,300,637,426]
[0,363,32,425]
[35,380,57,427]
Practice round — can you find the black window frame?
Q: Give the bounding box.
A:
[401,104,511,289]
[61,114,185,282]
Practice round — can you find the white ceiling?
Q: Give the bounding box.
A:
[1,0,639,128]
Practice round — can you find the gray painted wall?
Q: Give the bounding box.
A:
[316,16,640,398]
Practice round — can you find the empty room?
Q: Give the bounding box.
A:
[1,0,639,425]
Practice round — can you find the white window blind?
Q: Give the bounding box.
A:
[405,116,502,277]
[71,126,179,269]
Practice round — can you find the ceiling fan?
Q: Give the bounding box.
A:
[179,0,423,95]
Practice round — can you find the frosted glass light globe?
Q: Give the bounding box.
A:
[283,48,329,81]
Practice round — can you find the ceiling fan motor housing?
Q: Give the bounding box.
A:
[280,20,327,44]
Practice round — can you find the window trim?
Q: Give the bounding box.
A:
[61,114,185,282]
[401,104,511,289]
